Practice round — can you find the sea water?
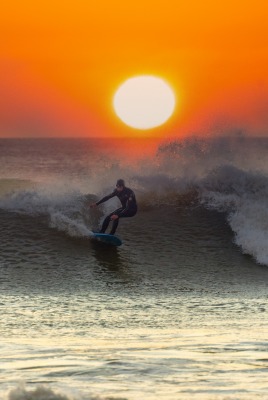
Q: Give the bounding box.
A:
[0,136,268,399]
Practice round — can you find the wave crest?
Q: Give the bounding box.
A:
[200,165,268,265]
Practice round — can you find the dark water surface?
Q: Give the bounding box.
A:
[1,138,268,399]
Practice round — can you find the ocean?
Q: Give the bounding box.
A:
[0,136,268,400]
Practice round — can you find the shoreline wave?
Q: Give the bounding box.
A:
[5,384,127,400]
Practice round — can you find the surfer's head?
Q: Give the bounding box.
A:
[116,179,125,191]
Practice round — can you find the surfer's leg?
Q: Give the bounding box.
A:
[109,209,137,235]
[100,214,111,233]
[100,209,122,234]
[110,218,119,235]
[109,208,123,235]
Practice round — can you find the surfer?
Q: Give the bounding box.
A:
[90,179,137,235]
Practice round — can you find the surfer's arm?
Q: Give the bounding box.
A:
[96,191,116,206]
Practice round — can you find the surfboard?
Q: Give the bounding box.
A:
[91,232,122,246]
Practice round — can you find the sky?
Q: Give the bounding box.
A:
[1,0,268,138]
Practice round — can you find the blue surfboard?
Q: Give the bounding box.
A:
[91,232,122,246]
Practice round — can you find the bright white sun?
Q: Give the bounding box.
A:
[113,75,176,130]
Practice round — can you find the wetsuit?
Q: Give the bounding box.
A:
[96,187,138,235]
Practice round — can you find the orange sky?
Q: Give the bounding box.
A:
[1,0,268,138]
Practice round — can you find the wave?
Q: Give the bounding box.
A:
[135,136,268,266]
[1,136,268,265]
[5,384,126,400]
[0,179,95,238]
[200,165,268,265]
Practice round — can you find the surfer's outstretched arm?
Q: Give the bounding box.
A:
[90,191,116,208]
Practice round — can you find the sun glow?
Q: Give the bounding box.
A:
[113,76,176,130]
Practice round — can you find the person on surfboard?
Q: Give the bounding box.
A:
[90,179,137,235]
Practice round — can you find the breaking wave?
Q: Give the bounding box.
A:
[200,165,268,265]
[0,135,268,265]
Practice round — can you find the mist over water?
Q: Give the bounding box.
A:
[1,135,268,399]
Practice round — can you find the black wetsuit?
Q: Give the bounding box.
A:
[96,187,137,235]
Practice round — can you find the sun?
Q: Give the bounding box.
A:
[113,75,176,130]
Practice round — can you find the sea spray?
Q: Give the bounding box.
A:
[49,211,93,238]
[0,182,96,238]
